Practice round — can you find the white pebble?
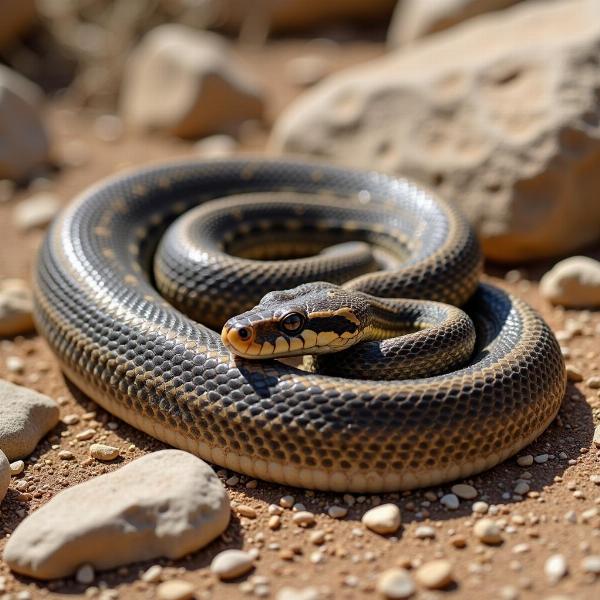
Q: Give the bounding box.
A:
[440,494,459,510]
[280,495,295,508]
[376,568,415,599]
[89,443,119,461]
[9,460,24,476]
[75,564,95,584]
[544,554,568,584]
[141,564,163,583]
[473,519,503,545]
[414,559,453,590]
[472,501,489,514]
[156,579,195,600]
[292,511,315,527]
[581,555,600,575]
[361,503,401,534]
[415,525,436,539]
[210,549,254,580]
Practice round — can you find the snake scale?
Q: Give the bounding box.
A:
[34,159,566,492]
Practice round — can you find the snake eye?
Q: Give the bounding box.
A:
[280,312,305,334]
[236,327,252,341]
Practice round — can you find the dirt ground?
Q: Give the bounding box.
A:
[1,37,600,600]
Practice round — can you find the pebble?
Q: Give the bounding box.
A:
[0,279,35,336]
[0,379,59,460]
[236,505,257,519]
[440,494,460,510]
[141,564,163,583]
[415,525,436,539]
[75,429,96,441]
[61,414,80,426]
[449,534,467,548]
[581,555,600,575]
[472,501,489,514]
[376,568,416,599]
[309,530,326,545]
[565,365,583,382]
[544,554,568,584]
[156,579,195,600]
[3,450,230,579]
[534,454,549,464]
[0,450,9,503]
[414,559,453,590]
[361,503,401,534]
[517,455,534,467]
[75,564,95,584]
[292,511,315,527]
[593,425,600,449]
[280,495,295,508]
[210,549,254,580]
[6,356,24,373]
[473,519,503,545]
[58,450,74,460]
[451,484,477,499]
[9,459,24,476]
[587,376,600,389]
[276,587,320,600]
[513,481,530,495]
[327,505,348,519]
[193,134,238,158]
[89,443,119,461]
[268,516,281,530]
[13,193,60,230]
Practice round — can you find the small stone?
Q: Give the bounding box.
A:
[593,425,600,448]
[276,587,320,600]
[0,279,35,337]
[268,504,283,515]
[449,534,467,549]
[210,549,254,580]
[591,474,600,485]
[540,256,600,308]
[89,443,119,461]
[544,554,568,584]
[193,135,238,158]
[292,511,315,527]
[376,568,416,599]
[75,564,95,584]
[473,519,503,545]
[61,414,80,426]
[534,454,549,464]
[13,193,60,230]
[499,585,520,600]
[268,515,281,530]
[414,559,453,590]
[565,365,583,382]
[0,379,59,460]
[327,505,348,519]
[451,484,477,500]
[361,503,401,534]
[472,501,489,515]
[440,494,459,510]
[415,526,436,539]
[587,376,600,389]
[280,495,295,508]
[6,356,24,373]
[309,530,326,545]
[58,450,74,460]
[517,455,534,467]
[156,579,195,600]
[225,475,239,486]
[236,505,257,519]
[0,450,9,503]
[513,482,530,495]
[9,459,24,476]
[75,429,96,441]
[141,564,163,583]
[581,555,600,575]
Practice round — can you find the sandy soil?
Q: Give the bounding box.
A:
[1,37,600,600]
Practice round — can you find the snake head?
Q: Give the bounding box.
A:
[221,282,370,359]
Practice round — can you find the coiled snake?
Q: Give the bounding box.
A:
[34,159,566,492]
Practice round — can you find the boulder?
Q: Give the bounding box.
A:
[271,0,600,262]
[120,26,264,139]
[388,0,520,47]
[540,256,600,308]
[0,66,50,181]
[3,450,230,579]
[0,379,59,460]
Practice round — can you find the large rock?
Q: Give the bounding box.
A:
[3,450,230,579]
[271,0,600,262]
[0,379,59,460]
[0,66,50,181]
[120,26,264,139]
[540,256,600,308]
[0,450,9,504]
[388,0,521,46]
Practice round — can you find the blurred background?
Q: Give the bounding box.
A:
[1,0,599,304]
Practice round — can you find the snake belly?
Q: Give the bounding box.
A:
[33,159,566,493]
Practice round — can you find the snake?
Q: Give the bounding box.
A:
[33,158,566,493]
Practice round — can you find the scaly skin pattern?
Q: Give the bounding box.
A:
[33,158,566,492]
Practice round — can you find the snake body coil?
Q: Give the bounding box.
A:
[34,159,566,492]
